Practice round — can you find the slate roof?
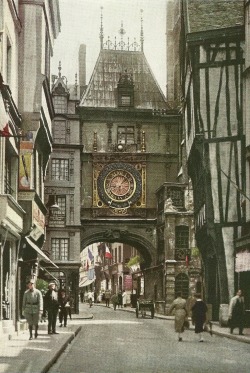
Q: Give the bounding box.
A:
[79,49,168,110]
[184,0,244,34]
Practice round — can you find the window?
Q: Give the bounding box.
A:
[7,37,12,86]
[117,71,134,107]
[4,158,13,195]
[53,96,67,114]
[120,95,131,106]
[53,120,66,143]
[117,126,135,144]
[51,238,69,261]
[51,159,69,181]
[167,187,185,209]
[175,273,189,299]
[175,225,189,261]
[54,196,66,217]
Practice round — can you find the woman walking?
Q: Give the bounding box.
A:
[169,292,188,342]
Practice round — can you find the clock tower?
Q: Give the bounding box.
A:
[78,14,181,269]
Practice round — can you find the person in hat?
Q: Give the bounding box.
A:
[22,279,43,340]
[191,293,208,342]
[44,282,60,334]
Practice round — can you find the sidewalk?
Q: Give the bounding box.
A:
[1,304,250,373]
[0,307,93,373]
[117,305,250,344]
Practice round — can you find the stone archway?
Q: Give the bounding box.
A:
[81,223,157,267]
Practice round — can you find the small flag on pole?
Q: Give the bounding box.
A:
[88,248,94,262]
[105,245,112,259]
[0,123,10,137]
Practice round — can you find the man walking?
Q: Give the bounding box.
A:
[44,282,59,334]
[104,289,111,307]
[228,289,245,335]
[22,278,43,340]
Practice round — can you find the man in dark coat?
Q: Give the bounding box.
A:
[44,282,59,334]
[228,289,245,335]
[191,293,208,342]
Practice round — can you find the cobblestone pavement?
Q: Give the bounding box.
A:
[0,303,249,373]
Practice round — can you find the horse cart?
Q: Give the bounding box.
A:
[136,299,154,319]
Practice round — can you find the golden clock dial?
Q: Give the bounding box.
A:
[105,170,135,201]
[97,162,142,208]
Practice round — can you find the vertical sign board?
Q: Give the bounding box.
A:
[19,141,33,190]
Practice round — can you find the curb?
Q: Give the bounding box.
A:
[42,326,82,373]
[211,329,250,344]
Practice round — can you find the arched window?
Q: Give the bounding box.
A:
[175,273,189,299]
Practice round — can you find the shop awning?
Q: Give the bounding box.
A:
[25,236,58,268]
[79,277,95,288]
[235,251,250,272]
[39,265,59,283]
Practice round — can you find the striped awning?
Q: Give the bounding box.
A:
[79,277,95,288]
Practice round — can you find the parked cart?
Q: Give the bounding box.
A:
[136,299,154,319]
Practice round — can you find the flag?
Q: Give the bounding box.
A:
[0,123,10,137]
[88,248,94,262]
[105,245,112,259]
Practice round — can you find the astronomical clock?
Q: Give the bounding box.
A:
[93,154,146,216]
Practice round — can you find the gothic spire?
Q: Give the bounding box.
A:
[100,6,104,50]
[140,9,144,52]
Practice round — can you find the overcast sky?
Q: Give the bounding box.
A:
[51,0,167,93]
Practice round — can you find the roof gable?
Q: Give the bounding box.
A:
[185,0,244,34]
[79,49,168,110]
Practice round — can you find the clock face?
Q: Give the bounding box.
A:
[97,163,142,208]
[105,169,135,201]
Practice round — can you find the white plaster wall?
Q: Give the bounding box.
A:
[222,226,235,300]
[2,0,19,103]
[209,141,241,223]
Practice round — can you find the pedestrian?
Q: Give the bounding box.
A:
[191,293,208,342]
[80,291,84,303]
[111,293,118,310]
[22,278,43,340]
[104,289,111,307]
[122,290,127,307]
[44,282,60,334]
[117,291,123,308]
[228,289,245,335]
[87,289,94,307]
[84,291,88,302]
[58,290,70,327]
[168,292,188,342]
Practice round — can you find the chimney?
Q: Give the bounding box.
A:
[79,44,87,96]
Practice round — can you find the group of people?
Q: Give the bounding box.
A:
[22,280,72,340]
[23,278,246,342]
[169,289,246,342]
[82,289,127,310]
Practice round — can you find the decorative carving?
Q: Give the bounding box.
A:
[164,198,177,212]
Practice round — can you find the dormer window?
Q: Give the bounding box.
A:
[117,70,134,108]
[120,95,131,107]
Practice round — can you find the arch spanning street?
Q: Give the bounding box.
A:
[81,221,156,268]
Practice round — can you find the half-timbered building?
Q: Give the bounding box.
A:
[167,0,246,320]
